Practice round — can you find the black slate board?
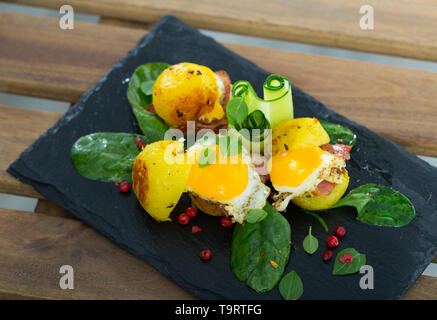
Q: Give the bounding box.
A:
[8,16,437,299]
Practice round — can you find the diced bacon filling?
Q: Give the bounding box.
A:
[147,103,156,113]
[321,144,352,160]
[214,70,231,108]
[314,144,352,197]
[251,153,270,184]
[314,180,336,197]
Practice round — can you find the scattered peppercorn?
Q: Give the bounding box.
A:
[344,253,353,263]
[339,253,353,264]
[322,250,333,262]
[326,235,339,248]
[119,181,130,193]
[334,226,346,238]
[191,225,202,234]
[178,213,190,225]
[200,249,212,261]
[221,216,233,227]
[186,206,197,218]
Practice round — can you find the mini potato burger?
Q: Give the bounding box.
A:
[186,138,270,224]
[132,140,190,222]
[269,118,351,211]
[152,62,231,129]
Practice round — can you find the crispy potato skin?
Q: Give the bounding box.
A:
[132,141,190,222]
[272,118,330,155]
[152,63,219,128]
[292,170,350,211]
[189,192,226,217]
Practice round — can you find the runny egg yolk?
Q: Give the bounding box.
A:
[270,146,325,188]
[187,145,248,201]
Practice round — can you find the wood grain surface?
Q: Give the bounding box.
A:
[6,0,437,61]
[35,199,75,219]
[1,12,436,156]
[0,105,61,198]
[0,208,193,299]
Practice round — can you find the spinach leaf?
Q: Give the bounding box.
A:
[320,120,356,146]
[226,96,248,127]
[302,226,318,254]
[71,132,145,183]
[246,209,268,224]
[331,184,415,227]
[231,203,291,293]
[332,248,366,275]
[140,81,155,96]
[131,105,169,143]
[126,62,170,142]
[279,270,303,300]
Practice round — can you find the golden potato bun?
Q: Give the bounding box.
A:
[152,63,222,128]
[292,170,350,211]
[132,140,190,222]
[272,118,330,156]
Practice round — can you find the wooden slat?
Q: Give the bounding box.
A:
[6,0,437,62]
[35,199,75,219]
[0,11,144,102]
[0,208,193,299]
[0,105,61,198]
[1,12,437,156]
[403,275,437,300]
[0,207,433,299]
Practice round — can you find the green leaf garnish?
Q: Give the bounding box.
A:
[216,135,242,158]
[246,209,268,224]
[279,270,303,300]
[71,132,145,182]
[231,203,291,293]
[331,184,415,227]
[319,120,356,146]
[332,248,366,275]
[126,62,170,142]
[302,226,318,255]
[231,74,293,129]
[301,210,328,232]
[198,146,216,168]
[226,96,248,127]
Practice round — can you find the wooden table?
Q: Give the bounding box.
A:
[0,5,436,299]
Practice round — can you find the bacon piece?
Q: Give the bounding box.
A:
[321,144,352,160]
[314,180,335,197]
[251,153,270,184]
[147,103,156,113]
[195,117,229,133]
[214,70,232,108]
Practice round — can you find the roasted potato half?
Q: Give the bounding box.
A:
[272,118,330,156]
[132,140,190,221]
[292,170,350,211]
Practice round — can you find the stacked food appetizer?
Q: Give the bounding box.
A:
[128,62,352,224]
[71,62,415,299]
